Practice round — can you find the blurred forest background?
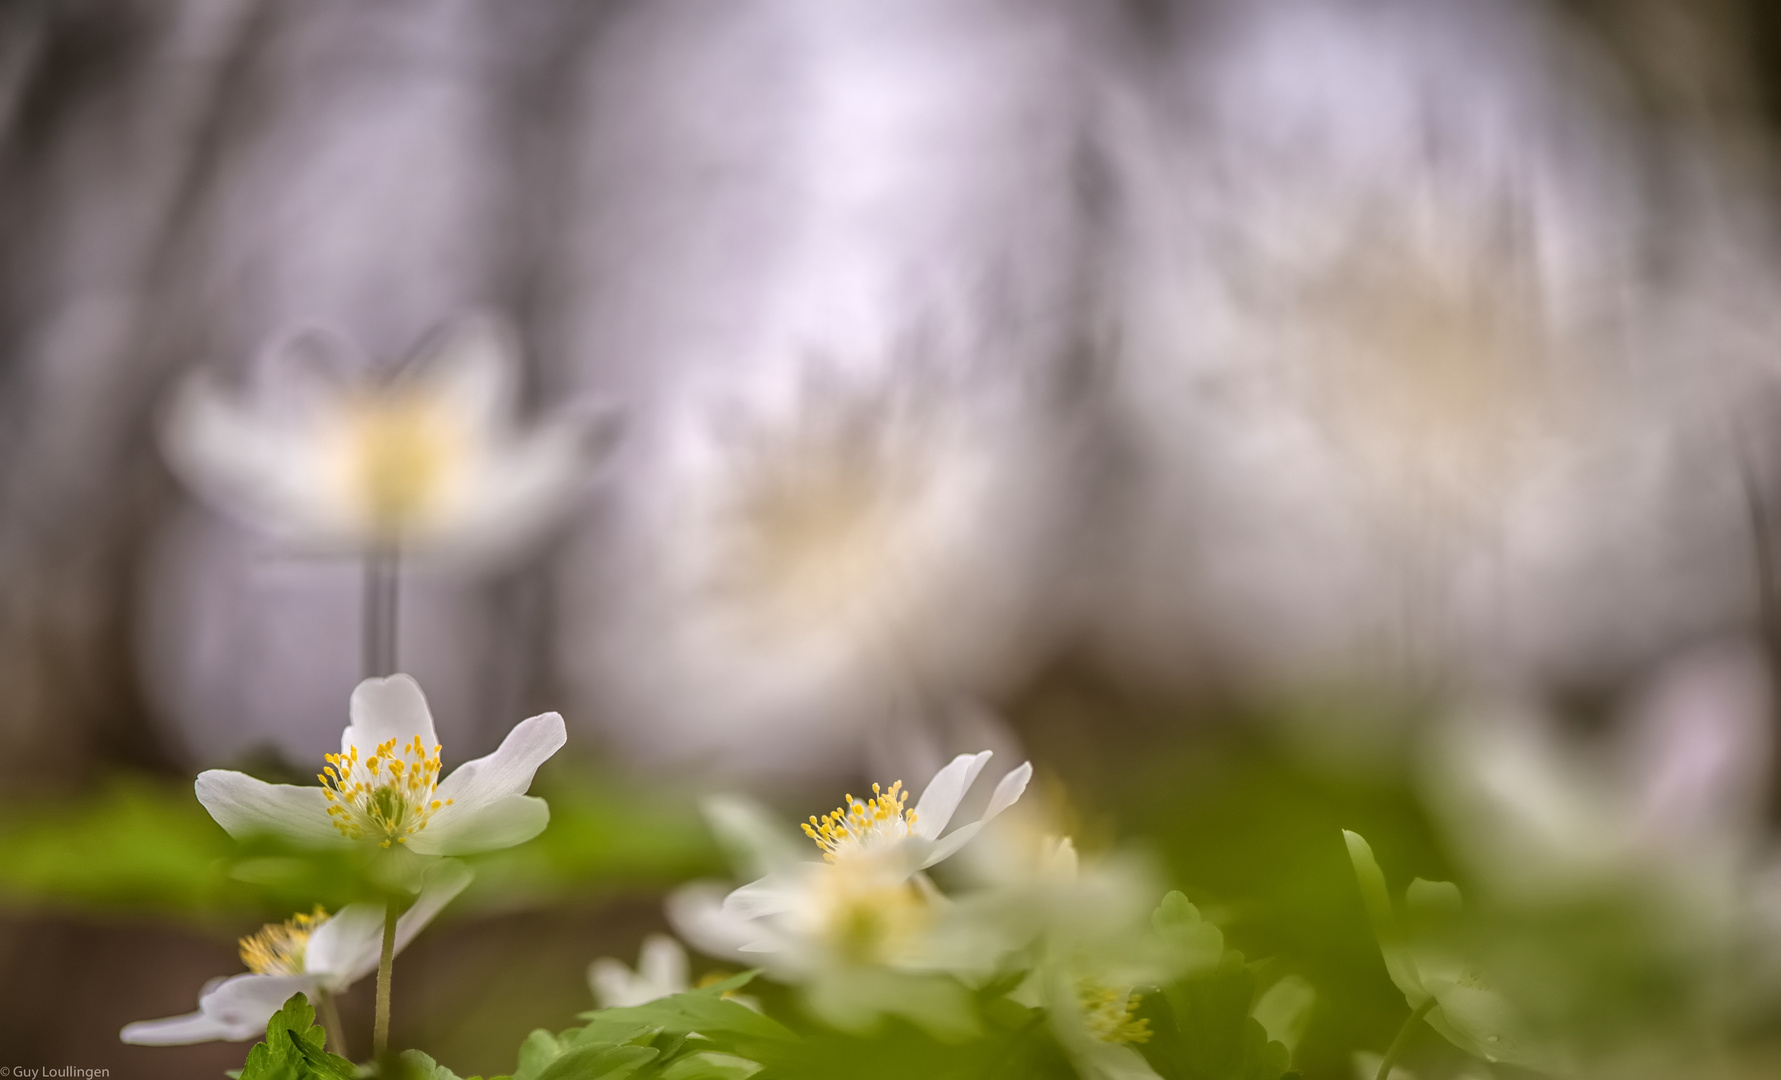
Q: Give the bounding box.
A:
[7,0,1781,1076]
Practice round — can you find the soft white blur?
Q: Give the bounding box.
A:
[2,1,1779,781]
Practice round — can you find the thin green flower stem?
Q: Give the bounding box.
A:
[374,899,398,1058]
[1376,997,1437,1080]
[317,989,348,1059]
[362,547,401,678]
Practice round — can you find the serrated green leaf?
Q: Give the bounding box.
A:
[658,1051,764,1080]
[399,1049,487,1080]
[284,1027,358,1080]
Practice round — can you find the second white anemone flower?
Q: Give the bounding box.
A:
[195,674,565,858]
[162,316,605,560]
[670,751,1032,977]
[121,859,471,1044]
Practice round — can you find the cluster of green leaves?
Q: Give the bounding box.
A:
[233,995,362,1080]
[1139,892,1307,1080]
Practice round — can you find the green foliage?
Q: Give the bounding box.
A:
[0,766,719,921]
[511,977,770,1080]
[1139,893,1301,1080]
[236,994,360,1080]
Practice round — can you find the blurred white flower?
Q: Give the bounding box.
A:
[1426,641,1772,920]
[1102,0,1775,698]
[162,315,604,561]
[195,674,564,859]
[669,751,1029,1033]
[590,934,690,1009]
[570,370,1072,775]
[121,859,470,1045]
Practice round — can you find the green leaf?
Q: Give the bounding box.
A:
[400,1049,494,1080]
[1152,891,1226,974]
[579,991,795,1043]
[658,1051,764,1080]
[533,1044,658,1080]
[1142,954,1294,1080]
[1341,830,1425,1004]
[514,1030,566,1080]
[1250,977,1315,1058]
[235,994,358,1080]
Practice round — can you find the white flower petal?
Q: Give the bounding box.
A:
[920,762,1032,868]
[432,711,566,811]
[667,882,762,959]
[911,751,993,839]
[120,1011,243,1046]
[194,770,346,847]
[306,859,473,985]
[303,903,386,985]
[162,376,347,545]
[638,933,689,992]
[406,793,549,855]
[406,313,515,429]
[121,973,317,1045]
[343,674,439,757]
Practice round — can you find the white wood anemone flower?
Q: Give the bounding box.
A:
[121,858,471,1045]
[162,316,606,561]
[669,752,1031,996]
[195,674,566,861]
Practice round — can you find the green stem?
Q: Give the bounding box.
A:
[362,547,401,678]
[317,989,348,1059]
[374,900,398,1059]
[1376,997,1436,1080]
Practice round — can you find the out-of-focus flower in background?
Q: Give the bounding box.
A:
[588,933,690,1010]
[120,858,470,1046]
[162,315,605,562]
[195,675,565,868]
[572,369,1073,776]
[1100,0,1781,712]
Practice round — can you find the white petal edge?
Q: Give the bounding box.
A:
[120,1011,244,1046]
[302,903,386,986]
[122,973,316,1045]
[343,674,439,757]
[432,712,566,815]
[922,761,1033,867]
[195,771,348,847]
[316,858,474,983]
[406,793,549,855]
[911,751,993,840]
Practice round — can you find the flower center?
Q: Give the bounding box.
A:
[339,392,464,534]
[811,857,931,965]
[319,736,452,848]
[240,906,329,976]
[801,781,918,862]
[1079,981,1151,1045]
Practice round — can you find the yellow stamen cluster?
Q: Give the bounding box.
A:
[319,735,452,847]
[1080,982,1151,1045]
[240,906,329,976]
[802,781,917,862]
